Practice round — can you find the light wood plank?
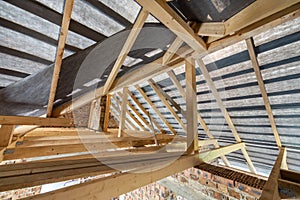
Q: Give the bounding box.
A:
[103,94,111,132]
[196,59,256,173]
[148,79,186,132]
[128,91,162,131]
[118,87,129,137]
[260,148,286,200]
[0,116,73,126]
[185,59,198,154]
[162,37,183,64]
[103,9,149,94]
[136,0,206,52]
[117,92,153,131]
[0,125,14,148]
[135,86,177,135]
[46,0,74,116]
[246,38,282,148]
[196,22,225,37]
[24,154,202,200]
[167,69,230,166]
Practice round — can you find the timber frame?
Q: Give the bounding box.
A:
[1,0,300,199]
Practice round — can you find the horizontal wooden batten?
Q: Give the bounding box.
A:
[0,116,73,126]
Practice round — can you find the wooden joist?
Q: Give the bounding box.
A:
[0,116,73,126]
[46,0,74,117]
[246,38,282,148]
[0,125,14,148]
[195,22,225,37]
[110,103,137,131]
[162,37,183,64]
[103,95,111,132]
[103,9,149,94]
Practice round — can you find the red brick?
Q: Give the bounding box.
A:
[228,188,240,199]
[217,183,229,194]
[213,175,234,188]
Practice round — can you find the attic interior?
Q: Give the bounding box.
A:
[0,0,300,199]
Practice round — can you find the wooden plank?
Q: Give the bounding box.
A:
[0,116,73,126]
[136,0,206,52]
[4,137,176,160]
[118,87,129,137]
[199,143,245,163]
[103,9,149,94]
[135,86,177,135]
[103,94,111,132]
[24,154,201,200]
[87,98,101,130]
[278,179,300,199]
[128,91,162,131]
[110,99,137,131]
[117,92,153,131]
[46,0,74,117]
[162,37,183,64]
[113,94,146,132]
[196,59,256,173]
[246,38,282,148]
[224,0,300,35]
[148,79,186,132]
[167,70,230,166]
[196,22,225,37]
[185,59,198,154]
[0,125,14,148]
[260,147,286,200]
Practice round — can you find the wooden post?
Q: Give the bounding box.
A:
[185,59,198,154]
[118,88,129,137]
[103,95,111,132]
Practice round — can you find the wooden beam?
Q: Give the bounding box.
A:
[260,147,287,200]
[195,22,225,37]
[136,0,206,52]
[224,0,300,36]
[113,94,147,132]
[118,88,129,137]
[162,37,183,64]
[167,70,230,166]
[199,143,245,163]
[117,92,154,131]
[128,91,162,131]
[46,0,74,117]
[103,8,149,94]
[148,79,186,132]
[0,116,73,126]
[103,94,111,132]
[185,59,198,154]
[110,104,136,130]
[0,125,14,148]
[196,59,256,173]
[246,38,282,148]
[23,154,201,200]
[135,86,177,135]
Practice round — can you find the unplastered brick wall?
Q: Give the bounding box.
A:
[172,167,263,200]
[117,182,186,200]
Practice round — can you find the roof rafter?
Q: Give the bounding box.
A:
[46,0,74,117]
[196,59,256,174]
[103,9,149,94]
[135,85,177,135]
[167,69,231,166]
[148,79,186,132]
[246,37,282,148]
